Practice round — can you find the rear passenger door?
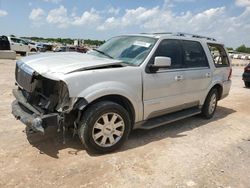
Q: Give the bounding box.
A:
[181,40,212,105]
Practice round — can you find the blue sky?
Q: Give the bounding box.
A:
[0,0,250,47]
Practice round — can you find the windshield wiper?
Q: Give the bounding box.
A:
[93,49,114,59]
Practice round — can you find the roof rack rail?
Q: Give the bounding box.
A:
[151,32,217,41]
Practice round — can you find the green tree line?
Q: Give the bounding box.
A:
[227,45,250,54]
[235,45,250,54]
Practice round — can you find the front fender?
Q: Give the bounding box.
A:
[61,67,143,122]
[78,81,143,122]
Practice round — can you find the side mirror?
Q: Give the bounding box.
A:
[149,56,171,72]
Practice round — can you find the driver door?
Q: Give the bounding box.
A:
[143,39,187,120]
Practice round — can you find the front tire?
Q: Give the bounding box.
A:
[244,81,250,88]
[201,89,218,119]
[30,49,37,52]
[78,101,131,154]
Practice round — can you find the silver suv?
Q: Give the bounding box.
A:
[12,33,232,153]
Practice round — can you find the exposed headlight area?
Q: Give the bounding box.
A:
[15,61,71,113]
[27,79,69,113]
[12,61,73,134]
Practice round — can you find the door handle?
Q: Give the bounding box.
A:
[175,75,183,81]
[205,73,211,78]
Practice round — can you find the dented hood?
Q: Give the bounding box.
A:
[21,52,123,75]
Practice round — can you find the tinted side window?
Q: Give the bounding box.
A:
[11,38,17,43]
[154,40,183,69]
[20,39,28,45]
[12,38,21,43]
[182,40,209,68]
[208,43,229,67]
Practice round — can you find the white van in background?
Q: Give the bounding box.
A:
[8,36,37,56]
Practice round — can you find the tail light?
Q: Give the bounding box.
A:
[244,66,250,71]
[228,68,232,80]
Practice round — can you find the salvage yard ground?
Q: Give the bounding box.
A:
[0,59,250,187]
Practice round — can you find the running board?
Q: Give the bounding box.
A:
[134,107,201,130]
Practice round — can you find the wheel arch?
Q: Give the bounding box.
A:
[201,83,223,106]
[75,95,136,125]
[210,83,223,100]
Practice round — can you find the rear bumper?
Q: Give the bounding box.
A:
[11,89,59,134]
[221,80,232,100]
[243,72,250,82]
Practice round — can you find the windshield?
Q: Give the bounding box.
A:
[88,36,157,66]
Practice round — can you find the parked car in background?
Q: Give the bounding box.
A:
[36,42,52,52]
[8,36,29,55]
[53,46,88,53]
[53,46,68,52]
[22,39,38,52]
[0,35,10,50]
[12,32,232,153]
[241,55,248,60]
[27,42,38,52]
[243,63,250,87]
[36,43,46,52]
[33,43,46,52]
[43,43,53,51]
[75,46,89,53]
[8,36,37,55]
[228,53,234,59]
[233,54,241,59]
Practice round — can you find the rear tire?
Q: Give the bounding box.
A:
[201,89,218,119]
[244,81,250,88]
[20,52,26,56]
[78,101,131,154]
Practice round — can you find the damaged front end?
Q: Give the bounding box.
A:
[12,61,78,134]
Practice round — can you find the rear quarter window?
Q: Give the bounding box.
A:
[207,43,230,67]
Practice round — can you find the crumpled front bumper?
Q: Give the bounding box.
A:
[12,100,45,133]
[11,89,59,134]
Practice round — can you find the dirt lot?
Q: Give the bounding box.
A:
[0,59,250,188]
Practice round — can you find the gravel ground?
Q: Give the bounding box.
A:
[0,59,250,188]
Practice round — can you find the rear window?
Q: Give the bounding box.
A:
[182,40,209,68]
[208,43,229,67]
